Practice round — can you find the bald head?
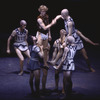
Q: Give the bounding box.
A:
[67,36,75,44]
[20,20,27,26]
[61,9,69,19]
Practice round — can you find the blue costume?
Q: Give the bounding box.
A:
[28,45,41,71]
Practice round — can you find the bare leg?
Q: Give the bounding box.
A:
[34,69,40,95]
[80,48,95,72]
[29,71,34,94]
[23,49,31,64]
[62,85,65,94]
[43,39,49,67]
[63,71,72,96]
[42,68,48,90]
[15,48,24,75]
[55,70,59,91]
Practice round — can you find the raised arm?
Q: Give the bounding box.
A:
[37,18,56,30]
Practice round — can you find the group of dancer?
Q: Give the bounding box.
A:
[6,5,99,98]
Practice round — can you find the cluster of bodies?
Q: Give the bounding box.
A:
[6,5,99,99]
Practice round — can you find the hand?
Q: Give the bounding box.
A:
[53,65,60,70]
[51,19,57,25]
[7,49,10,54]
[55,15,62,20]
[40,45,43,50]
[48,35,52,41]
[94,43,100,46]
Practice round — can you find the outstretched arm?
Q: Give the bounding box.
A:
[76,29,99,46]
[37,18,56,30]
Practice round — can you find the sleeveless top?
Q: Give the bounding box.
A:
[64,17,83,45]
[64,17,76,35]
[63,44,77,70]
[14,28,27,43]
[29,45,40,61]
[37,14,49,34]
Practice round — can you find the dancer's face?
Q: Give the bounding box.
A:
[61,13,67,19]
[20,24,26,30]
[40,10,46,16]
[60,30,65,37]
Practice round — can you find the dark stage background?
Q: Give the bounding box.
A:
[0,0,100,56]
[0,1,100,100]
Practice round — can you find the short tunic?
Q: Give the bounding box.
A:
[62,44,77,71]
[13,28,28,51]
[64,17,84,50]
[27,45,41,71]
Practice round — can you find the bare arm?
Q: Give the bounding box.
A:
[38,45,44,58]
[48,28,52,41]
[76,29,99,46]
[7,30,16,54]
[54,15,62,21]
[25,29,28,40]
[51,41,58,60]
[52,48,57,60]
[57,47,69,69]
[37,18,55,30]
[68,21,73,36]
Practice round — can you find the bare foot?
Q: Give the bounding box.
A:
[18,71,23,76]
[90,68,95,72]
[53,66,58,69]
[62,88,65,94]
[48,60,56,66]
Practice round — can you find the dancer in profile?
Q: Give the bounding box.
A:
[7,20,30,75]
[28,36,44,97]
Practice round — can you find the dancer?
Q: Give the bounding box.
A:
[36,5,55,68]
[28,36,44,97]
[51,29,67,92]
[54,36,77,98]
[36,5,56,92]
[7,20,30,75]
[52,9,99,72]
[49,29,67,66]
[50,29,99,67]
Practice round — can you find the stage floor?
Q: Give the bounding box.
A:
[0,47,100,100]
